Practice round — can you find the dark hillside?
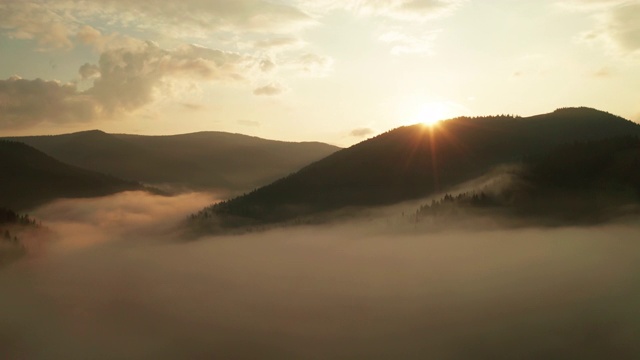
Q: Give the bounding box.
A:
[8,130,212,187]
[194,108,640,229]
[416,136,640,225]
[8,130,339,191]
[0,140,144,210]
[115,131,339,190]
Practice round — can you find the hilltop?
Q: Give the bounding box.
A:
[191,107,640,231]
[7,130,340,192]
[0,140,144,210]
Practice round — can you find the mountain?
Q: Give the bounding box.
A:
[7,130,200,188]
[416,135,640,225]
[7,130,340,192]
[0,140,144,210]
[192,107,640,230]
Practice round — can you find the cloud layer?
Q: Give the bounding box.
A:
[566,0,640,56]
[352,0,466,20]
[350,127,374,137]
[0,76,99,129]
[253,83,286,96]
[0,41,266,128]
[0,1,344,130]
[0,0,314,46]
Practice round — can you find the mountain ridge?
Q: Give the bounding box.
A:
[5,130,340,192]
[415,135,640,226]
[191,107,640,231]
[0,140,145,210]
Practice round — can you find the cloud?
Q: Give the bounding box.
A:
[76,25,145,52]
[253,37,304,49]
[292,53,334,76]
[0,2,74,50]
[565,0,640,57]
[253,83,286,96]
[49,0,313,36]
[237,119,261,127]
[88,42,252,115]
[0,76,100,129]
[378,29,440,55]
[0,0,316,56]
[350,127,374,137]
[558,0,629,10]
[592,67,614,77]
[298,0,464,56]
[0,41,266,128]
[355,0,466,20]
[259,59,276,72]
[595,2,640,56]
[301,0,465,20]
[0,0,320,72]
[0,5,148,53]
[180,102,205,111]
[78,63,100,79]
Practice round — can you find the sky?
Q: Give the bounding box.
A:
[0,0,639,146]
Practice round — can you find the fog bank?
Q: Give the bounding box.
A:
[3,205,640,359]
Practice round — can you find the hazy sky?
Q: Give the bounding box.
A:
[1,0,639,145]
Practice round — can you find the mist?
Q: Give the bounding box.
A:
[2,191,640,359]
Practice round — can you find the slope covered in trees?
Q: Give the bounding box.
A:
[192,107,640,231]
[0,208,38,267]
[0,140,144,210]
[416,136,640,225]
[7,130,340,192]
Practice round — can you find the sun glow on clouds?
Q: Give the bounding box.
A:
[1,1,639,144]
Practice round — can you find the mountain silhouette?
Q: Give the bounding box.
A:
[0,140,144,210]
[193,107,640,230]
[416,135,640,225]
[7,131,339,192]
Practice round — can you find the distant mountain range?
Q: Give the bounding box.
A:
[6,130,340,192]
[0,141,144,210]
[192,107,640,231]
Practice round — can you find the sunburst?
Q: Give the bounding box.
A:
[407,102,451,127]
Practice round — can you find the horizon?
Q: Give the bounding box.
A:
[5,106,639,147]
[1,1,640,146]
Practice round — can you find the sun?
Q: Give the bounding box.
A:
[411,102,450,127]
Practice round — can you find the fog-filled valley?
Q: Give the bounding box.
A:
[3,0,640,356]
[2,190,640,359]
[3,108,640,358]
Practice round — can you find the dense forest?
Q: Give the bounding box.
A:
[416,136,640,225]
[0,140,145,210]
[191,108,640,232]
[0,208,38,266]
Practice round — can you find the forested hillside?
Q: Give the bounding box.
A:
[8,130,340,191]
[416,136,640,225]
[0,140,144,210]
[192,108,640,231]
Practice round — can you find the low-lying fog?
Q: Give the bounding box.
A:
[2,191,640,359]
